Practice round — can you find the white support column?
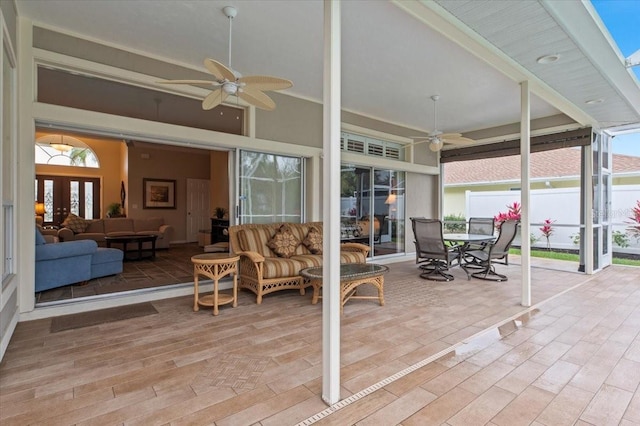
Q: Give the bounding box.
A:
[520,81,531,307]
[584,143,594,274]
[322,0,341,406]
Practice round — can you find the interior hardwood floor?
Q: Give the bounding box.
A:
[3,260,638,425]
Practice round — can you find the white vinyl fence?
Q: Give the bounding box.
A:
[465,185,640,255]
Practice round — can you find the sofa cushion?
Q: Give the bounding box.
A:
[103,218,135,234]
[340,251,367,264]
[84,219,105,233]
[262,257,305,279]
[290,254,323,268]
[135,217,164,232]
[302,226,323,254]
[267,224,300,258]
[238,227,275,257]
[62,213,90,233]
[35,227,47,245]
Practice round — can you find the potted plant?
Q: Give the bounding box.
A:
[214,207,228,219]
[106,202,123,218]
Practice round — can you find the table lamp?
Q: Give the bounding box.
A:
[35,202,46,225]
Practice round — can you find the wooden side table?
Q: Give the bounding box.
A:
[191,253,240,316]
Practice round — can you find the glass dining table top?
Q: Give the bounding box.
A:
[443,233,495,243]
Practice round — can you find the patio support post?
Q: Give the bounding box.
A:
[584,143,594,274]
[321,0,342,406]
[520,81,532,307]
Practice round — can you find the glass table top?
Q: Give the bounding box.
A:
[300,263,389,280]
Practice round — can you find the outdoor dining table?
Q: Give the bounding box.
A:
[443,233,496,279]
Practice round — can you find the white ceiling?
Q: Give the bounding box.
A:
[16,0,640,139]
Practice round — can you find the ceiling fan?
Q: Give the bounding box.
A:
[158,6,292,111]
[411,95,475,152]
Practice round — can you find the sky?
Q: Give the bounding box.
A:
[591,0,640,157]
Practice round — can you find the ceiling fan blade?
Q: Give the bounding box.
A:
[238,75,293,91]
[405,138,431,147]
[202,89,229,110]
[157,79,219,85]
[238,88,276,111]
[204,58,236,82]
[440,133,475,145]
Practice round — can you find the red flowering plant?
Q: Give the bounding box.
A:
[494,201,521,229]
[627,200,640,242]
[539,218,555,249]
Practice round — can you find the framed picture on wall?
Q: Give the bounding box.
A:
[143,178,176,209]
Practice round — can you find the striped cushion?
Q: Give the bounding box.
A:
[290,254,323,268]
[290,225,310,255]
[238,228,275,257]
[262,258,304,279]
[340,251,367,264]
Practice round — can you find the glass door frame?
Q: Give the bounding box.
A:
[236,149,305,224]
[340,164,405,258]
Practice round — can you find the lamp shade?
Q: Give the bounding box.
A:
[35,202,46,215]
[385,193,397,205]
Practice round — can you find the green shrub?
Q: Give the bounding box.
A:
[443,213,466,233]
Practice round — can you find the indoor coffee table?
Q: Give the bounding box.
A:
[191,253,240,316]
[104,234,158,261]
[300,263,388,313]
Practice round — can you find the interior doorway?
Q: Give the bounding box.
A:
[186,178,211,242]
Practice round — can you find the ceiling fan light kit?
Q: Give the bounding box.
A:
[409,95,475,152]
[159,5,292,111]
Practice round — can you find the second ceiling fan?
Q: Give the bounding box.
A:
[411,95,475,152]
[159,6,292,111]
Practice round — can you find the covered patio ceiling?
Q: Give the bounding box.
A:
[17,0,640,146]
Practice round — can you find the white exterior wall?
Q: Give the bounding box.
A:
[466,185,640,253]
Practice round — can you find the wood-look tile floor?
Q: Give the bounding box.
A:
[2,260,638,425]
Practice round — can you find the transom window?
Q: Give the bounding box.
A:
[35,135,99,167]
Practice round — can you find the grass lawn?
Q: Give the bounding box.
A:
[509,248,640,267]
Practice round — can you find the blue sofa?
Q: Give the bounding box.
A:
[35,228,124,292]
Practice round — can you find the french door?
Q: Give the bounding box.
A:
[35,175,101,226]
[593,132,613,269]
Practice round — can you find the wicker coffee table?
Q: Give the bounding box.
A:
[300,263,388,313]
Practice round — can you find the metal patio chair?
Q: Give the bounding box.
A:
[466,220,518,282]
[411,218,459,282]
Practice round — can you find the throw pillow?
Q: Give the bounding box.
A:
[62,213,89,234]
[302,226,323,254]
[267,224,300,258]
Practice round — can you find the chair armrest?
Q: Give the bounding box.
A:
[35,240,98,261]
[237,250,265,263]
[57,228,75,241]
[341,242,371,256]
[158,224,173,234]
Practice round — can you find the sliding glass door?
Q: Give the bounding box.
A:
[238,150,303,224]
[341,165,405,257]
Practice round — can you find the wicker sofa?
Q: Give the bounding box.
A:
[229,222,370,304]
[57,217,174,249]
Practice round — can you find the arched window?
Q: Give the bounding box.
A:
[35,135,100,167]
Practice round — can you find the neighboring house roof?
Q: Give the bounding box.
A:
[444,149,640,185]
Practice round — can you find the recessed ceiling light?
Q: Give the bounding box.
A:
[536,54,560,64]
[585,98,604,105]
